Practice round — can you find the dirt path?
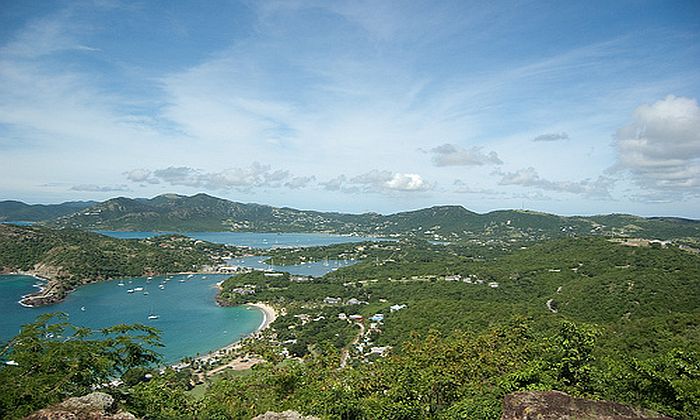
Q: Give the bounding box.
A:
[340,322,365,368]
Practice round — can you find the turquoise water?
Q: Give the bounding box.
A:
[0,233,371,363]
[96,231,384,248]
[230,256,357,277]
[0,274,263,364]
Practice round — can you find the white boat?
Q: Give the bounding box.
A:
[158,284,165,290]
[80,306,86,311]
[134,287,144,292]
[127,289,134,294]
[147,314,159,320]
[117,281,125,287]
[143,291,149,295]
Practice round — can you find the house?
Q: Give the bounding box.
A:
[445,274,462,281]
[390,304,406,312]
[488,282,499,288]
[370,314,385,322]
[347,298,368,305]
[338,313,347,320]
[368,346,391,356]
[348,314,364,321]
[324,297,341,304]
[264,272,284,277]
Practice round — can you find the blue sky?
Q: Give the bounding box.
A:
[1,1,699,217]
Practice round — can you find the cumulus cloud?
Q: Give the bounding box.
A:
[322,170,432,193]
[284,175,316,189]
[70,184,129,192]
[498,167,613,198]
[125,169,159,184]
[533,132,569,142]
[613,95,700,197]
[125,162,314,191]
[429,144,502,167]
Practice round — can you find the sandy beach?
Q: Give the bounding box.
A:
[246,302,278,332]
[187,302,278,372]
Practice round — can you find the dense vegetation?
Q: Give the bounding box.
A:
[1,227,698,418]
[2,315,696,419]
[0,313,161,419]
[0,200,94,222]
[0,224,237,304]
[42,193,700,242]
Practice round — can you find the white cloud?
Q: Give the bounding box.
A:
[498,167,613,198]
[614,95,700,197]
[125,163,313,191]
[385,173,429,191]
[429,144,502,167]
[533,132,569,142]
[322,170,432,193]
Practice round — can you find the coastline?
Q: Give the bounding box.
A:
[10,268,223,308]
[247,302,278,332]
[187,302,278,370]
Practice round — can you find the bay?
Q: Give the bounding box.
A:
[0,274,263,364]
[96,231,384,248]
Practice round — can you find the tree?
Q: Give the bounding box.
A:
[0,313,162,419]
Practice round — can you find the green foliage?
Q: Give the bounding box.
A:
[0,224,236,302]
[0,313,161,419]
[45,193,700,241]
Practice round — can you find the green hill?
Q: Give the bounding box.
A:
[0,224,233,306]
[0,200,95,222]
[45,193,700,242]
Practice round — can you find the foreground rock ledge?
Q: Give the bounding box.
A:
[26,392,136,420]
[501,390,673,420]
[252,411,320,420]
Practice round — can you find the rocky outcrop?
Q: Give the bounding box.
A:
[25,392,136,419]
[252,411,320,420]
[501,391,672,420]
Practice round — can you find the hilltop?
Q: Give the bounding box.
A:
[12,193,696,242]
[0,200,95,222]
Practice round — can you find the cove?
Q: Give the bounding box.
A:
[0,274,263,364]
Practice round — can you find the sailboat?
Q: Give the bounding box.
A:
[147,308,159,320]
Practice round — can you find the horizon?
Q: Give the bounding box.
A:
[4,192,699,221]
[1,1,699,218]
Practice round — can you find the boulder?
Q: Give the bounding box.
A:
[25,391,136,420]
[501,390,673,420]
[252,410,321,420]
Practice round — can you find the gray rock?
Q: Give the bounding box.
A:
[25,391,137,420]
[501,390,673,420]
[252,410,320,420]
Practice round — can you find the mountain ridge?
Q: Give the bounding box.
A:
[0,193,695,242]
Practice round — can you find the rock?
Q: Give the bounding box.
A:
[501,390,673,420]
[252,410,321,420]
[25,391,137,420]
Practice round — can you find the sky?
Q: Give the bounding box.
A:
[1,0,699,217]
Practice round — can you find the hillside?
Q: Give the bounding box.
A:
[45,193,700,242]
[208,237,700,418]
[0,224,235,306]
[0,200,95,222]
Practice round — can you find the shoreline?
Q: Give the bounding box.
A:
[8,268,223,308]
[187,302,277,369]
